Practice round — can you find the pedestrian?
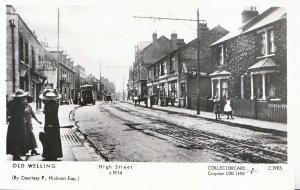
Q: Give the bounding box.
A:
[24,96,42,156]
[134,95,138,106]
[213,96,221,120]
[39,89,63,161]
[6,89,28,161]
[224,96,234,119]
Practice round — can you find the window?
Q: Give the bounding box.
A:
[160,62,167,75]
[154,66,157,78]
[31,47,35,70]
[217,45,225,66]
[258,29,275,56]
[170,58,175,73]
[221,81,228,98]
[25,42,29,65]
[19,34,24,62]
[148,69,151,80]
[268,30,275,54]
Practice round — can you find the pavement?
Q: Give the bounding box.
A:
[125,100,287,135]
[6,103,105,162]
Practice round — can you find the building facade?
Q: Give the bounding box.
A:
[6,5,47,109]
[147,24,228,109]
[210,7,287,122]
[132,33,183,98]
[49,50,75,104]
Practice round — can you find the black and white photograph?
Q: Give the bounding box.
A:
[0,0,298,189]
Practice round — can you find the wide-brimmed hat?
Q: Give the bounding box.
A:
[39,89,61,100]
[11,89,29,98]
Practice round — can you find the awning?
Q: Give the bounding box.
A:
[248,58,279,71]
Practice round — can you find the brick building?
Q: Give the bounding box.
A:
[147,24,228,109]
[6,5,47,110]
[210,7,287,122]
[132,32,183,98]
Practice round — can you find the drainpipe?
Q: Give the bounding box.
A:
[9,19,16,93]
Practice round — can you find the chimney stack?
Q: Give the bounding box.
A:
[152,32,157,42]
[171,32,178,49]
[241,6,259,24]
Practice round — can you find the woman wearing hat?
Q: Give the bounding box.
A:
[6,89,29,161]
[39,89,63,161]
[24,96,42,156]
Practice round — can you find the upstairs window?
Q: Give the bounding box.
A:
[148,69,152,80]
[170,58,175,73]
[31,47,35,70]
[154,66,157,78]
[160,62,167,75]
[258,28,275,56]
[217,45,225,66]
[19,34,24,63]
[25,42,29,65]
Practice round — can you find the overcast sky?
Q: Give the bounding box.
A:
[9,0,287,92]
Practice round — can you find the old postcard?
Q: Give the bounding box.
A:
[0,0,298,189]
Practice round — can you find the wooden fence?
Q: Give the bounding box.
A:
[268,104,287,123]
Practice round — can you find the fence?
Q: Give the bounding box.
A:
[188,97,287,123]
[268,104,287,123]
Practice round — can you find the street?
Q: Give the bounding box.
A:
[74,101,287,163]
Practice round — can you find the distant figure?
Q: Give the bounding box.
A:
[133,96,138,106]
[39,89,63,161]
[224,97,234,119]
[24,96,42,156]
[213,96,221,120]
[6,89,28,161]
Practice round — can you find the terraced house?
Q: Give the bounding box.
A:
[147,23,228,109]
[210,7,287,122]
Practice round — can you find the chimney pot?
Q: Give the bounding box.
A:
[241,6,258,24]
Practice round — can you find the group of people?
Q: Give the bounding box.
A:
[6,89,63,161]
[213,96,234,120]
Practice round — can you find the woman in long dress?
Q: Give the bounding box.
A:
[39,89,63,161]
[24,96,42,155]
[6,89,28,161]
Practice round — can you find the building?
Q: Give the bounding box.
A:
[210,7,287,122]
[147,24,228,109]
[74,64,86,100]
[6,5,47,109]
[49,50,76,104]
[132,32,184,98]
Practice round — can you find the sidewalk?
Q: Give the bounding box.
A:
[6,103,104,161]
[125,100,287,135]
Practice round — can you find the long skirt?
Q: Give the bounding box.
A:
[40,126,63,159]
[25,122,38,150]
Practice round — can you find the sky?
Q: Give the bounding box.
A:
[7,0,288,92]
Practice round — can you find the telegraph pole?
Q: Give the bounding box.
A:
[134,9,205,114]
[57,8,60,92]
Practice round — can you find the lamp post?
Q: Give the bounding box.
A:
[9,19,16,93]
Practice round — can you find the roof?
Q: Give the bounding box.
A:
[209,70,231,76]
[211,7,286,46]
[248,58,278,70]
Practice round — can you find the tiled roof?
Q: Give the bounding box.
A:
[211,7,286,46]
[248,58,278,70]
